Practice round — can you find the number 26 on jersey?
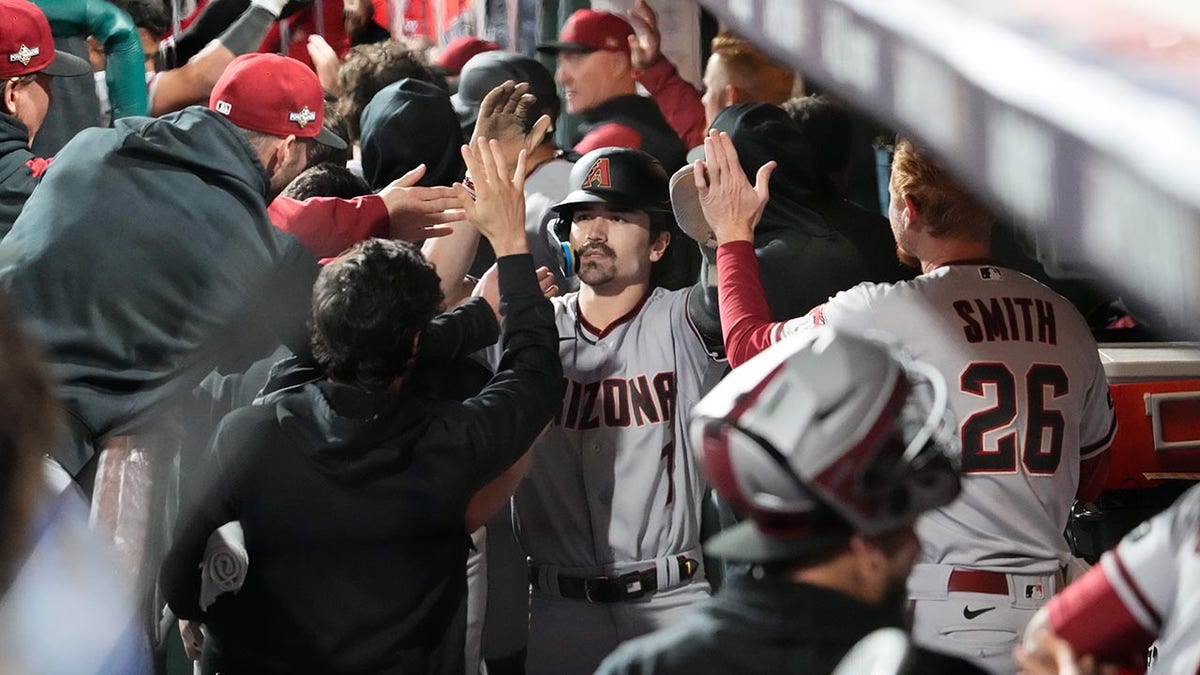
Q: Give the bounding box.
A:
[959,362,1067,474]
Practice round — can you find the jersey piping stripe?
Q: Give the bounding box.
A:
[575,291,651,339]
[1081,414,1118,460]
[1105,550,1163,633]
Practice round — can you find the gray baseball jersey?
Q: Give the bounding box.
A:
[513,286,722,569]
[777,264,1117,572]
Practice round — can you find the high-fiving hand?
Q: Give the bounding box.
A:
[377,164,464,241]
[456,137,529,257]
[627,0,663,71]
[471,80,553,171]
[694,130,776,245]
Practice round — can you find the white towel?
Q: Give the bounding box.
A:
[199,521,247,611]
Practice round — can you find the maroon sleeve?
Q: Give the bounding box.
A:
[718,240,785,368]
[267,194,390,259]
[1076,450,1111,502]
[1047,561,1155,670]
[636,57,706,149]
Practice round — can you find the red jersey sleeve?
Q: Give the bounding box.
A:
[636,57,706,149]
[718,240,785,367]
[268,194,390,259]
[1047,557,1155,669]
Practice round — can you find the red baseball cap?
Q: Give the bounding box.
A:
[0,0,92,79]
[436,36,500,76]
[209,53,346,149]
[537,9,633,55]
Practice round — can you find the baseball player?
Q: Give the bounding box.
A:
[1017,482,1200,674]
[691,132,1117,673]
[597,328,981,675]
[490,146,724,675]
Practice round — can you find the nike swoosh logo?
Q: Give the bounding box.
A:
[963,605,996,620]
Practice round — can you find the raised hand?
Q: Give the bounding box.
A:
[627,0,663,71]
[307,34,341,96]
[694,130,775,245]
[377,164,463,241]
[456,137,529,257]
[471,80,554,171]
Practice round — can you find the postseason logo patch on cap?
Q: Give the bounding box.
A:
[288,105,317,129]
[9,44,39,66]
[584,157,611,189]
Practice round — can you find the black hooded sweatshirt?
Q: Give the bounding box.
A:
[0,106,317,475]
[0,113,39,239]
[360,78,466,192]
[691,104,909,336]
[161,255,563,675]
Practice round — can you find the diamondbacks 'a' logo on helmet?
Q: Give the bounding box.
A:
[584,158,611,189]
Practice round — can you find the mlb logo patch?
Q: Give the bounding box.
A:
[9,44,40,66]
[1024,583,1045,600]
[584,157,611,189]
[214,100,233,115]
[979,266,1003,281]
[288,105,317,129]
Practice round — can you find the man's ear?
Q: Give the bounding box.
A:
[648,229,671,262]
[900,193,922,232]
[3,79,18,117]
[725,84,747,105]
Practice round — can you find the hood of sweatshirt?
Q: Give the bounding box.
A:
[360,78,465,191]
[275,380,439,485]
[711,103,837,237]
[112,106,269,201]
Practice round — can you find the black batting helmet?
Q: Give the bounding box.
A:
[551,147,701,291]
[552,147,672,226]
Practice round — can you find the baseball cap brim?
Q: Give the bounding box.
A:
[669,164,717,249]
[704,520,851,564]
[535,42,598,55]
[314,124,347,150]
[552,188,671,216]
[41,49,91,77]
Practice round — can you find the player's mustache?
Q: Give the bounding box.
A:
[579,242,616,258]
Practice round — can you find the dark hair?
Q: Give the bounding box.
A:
[306,100,354,167]
[783,95,853,177]
[337,40,437,143]
[110,0,169,37]
[282,162,370,200]
[0,291,56,590]
[310,239,444,391]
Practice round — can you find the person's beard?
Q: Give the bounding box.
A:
[896,243,920,269]
[577,242,618,287]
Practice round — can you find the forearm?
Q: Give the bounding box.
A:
[717,240,784,367]
[636,57,706,148]
[168,0,251,65]
[466,450,531,533]
[268,194,390,259]
[86,0,149,118]
[417,297,501,364]
[1046,558,1155,668]
[464,255,563,477]
[423,220,482,302]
